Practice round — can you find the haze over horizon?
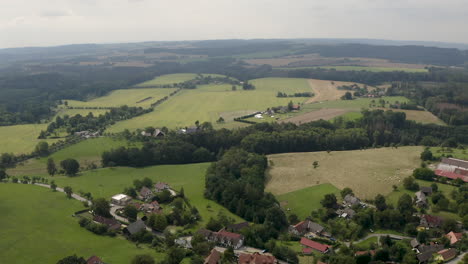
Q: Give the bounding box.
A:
[1,0,468,49]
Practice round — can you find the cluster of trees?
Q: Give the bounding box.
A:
[78,218,116,237]
[276,91,313,97]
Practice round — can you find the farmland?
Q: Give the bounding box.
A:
[134,73,198,87]
[276,183,340,219]
[65,88,177,109]
[107,77,312,132]
[307,79,362,103]
[43,163,243,228]
[0,183,161,264]
[266,146,423,199]
[277,66,428,73]
[0,124,60,155]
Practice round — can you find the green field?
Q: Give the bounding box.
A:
[43,163,243,228]
[10,137,138,176]
[0,183,161,264]
[135,73,198,87]
[0,124,60,155]
[430,147,468,160]
[355,237,379,249]
[267,147,423,199]
[107,77,312,132]
[65,88,177,109]
[276,66,428,73]
[55,108,110,117]
[276,184,340,219]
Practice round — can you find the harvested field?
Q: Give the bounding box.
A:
[385,109,445,125]
[307,79,363,103]
[280,108,350,124]
[266,146,422,199]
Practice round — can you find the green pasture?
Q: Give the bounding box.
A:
[134,73,198,87]
[0,124,60,155]
[430,147,468,160]
[276,66,428,73]
[0,183,161,264]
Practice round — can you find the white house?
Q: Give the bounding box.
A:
[111,194,132,206]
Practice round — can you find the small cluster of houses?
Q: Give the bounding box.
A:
[435,157,468,183]
[111,182,172,206]
[140,129,165,138]
[411,230,463,263]
[74,131,100,139]
[204,249,277,264]
[288,219,333,255]
[414,186,433,208]
[336,194,364,219]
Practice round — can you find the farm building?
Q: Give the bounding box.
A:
[238,252,277,264]
[420,215,444,228]
[420,186,433,196]
[435,158,468,182]
[123,220,146,236]
[300,237,331,254]
[336,208,356,219]
[111,194,131,206]
[343,194,361,207]
[416,244,444,263]
[435,248,457,262]
[288,219,325,237]
[92,215,121,231]
[197,229,244,249]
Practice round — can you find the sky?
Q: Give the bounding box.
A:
[1,0,468,48]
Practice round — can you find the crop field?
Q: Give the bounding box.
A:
[0,184,161,264]
[276,184,340,219]
[107,78,312,132]
[9,137,139,176]
[43,163,243,228]
[65,88,177,109]
[0,124,60,155]
[266,146,423,199]
[307,79,371,103]
[277,66,428,73]
[134,73,198,87]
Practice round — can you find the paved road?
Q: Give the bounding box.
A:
[109,205,130,224]
[344,233,413,246]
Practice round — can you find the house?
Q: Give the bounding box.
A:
[87,256,105,264]
[417,251,434,263]
[300,237,331,254]
[197,229,244,249]
[435,158,468,182]
[226,222,249,233]
[174,236,193,249]
[336,208,356,219]
[445,231,463,245]
[410,239,420,249]
[138,186,154,201]
[75,131,100,139]
[111,194,132,206]
[434,170,468,182]
[139,202,163,214]
[238,252,277,264]
[420,187,433,196]
[123,220,146,236]
[415,191,428,207]
[343,194,361,207]
[435,249,457,262]
[204,248,221,264]
[154,182,170,192]
[179,126,199,134]
[153,129,165,137]
[93,215,121,231]
[291,104,301,111]
[288,220,324,236]
[418,243,444,254]
[420,215,444,228]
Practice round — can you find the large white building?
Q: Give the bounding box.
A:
[111,194,132,206]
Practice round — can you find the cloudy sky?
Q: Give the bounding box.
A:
[1,0,467,48]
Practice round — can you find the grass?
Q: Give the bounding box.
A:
[266,146,423,199]
[276,66,428,73]
[43,163,243,229]
[9,137,139,176]
[65,88,178,109]
[0,124,60,155]
[107,77,312,132]
[276,184,340,219]
[430,147,468,160]
[135,73,198,87]
[55,108,110,117]
[0,183,162,264]
[355,237,378,248]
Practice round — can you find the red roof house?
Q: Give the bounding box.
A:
[435,170,468,182]
[300,237,331,253]
[238,252,277,264]
[204,248,221,264]
[87,256,104,264]
[446,231,463,245]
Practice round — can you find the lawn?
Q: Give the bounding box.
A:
[276,66,428,73]
[43,163,243,228]
[0,124,60,155]
[65,88,178,109]
[0,183,162,264]
[266,146,423,199]
[355,237,379,249]
[9,137,139,176]
[134,73,198,87]
[107,77,312,132]
[430,147,468,160]
[276,184,340,219]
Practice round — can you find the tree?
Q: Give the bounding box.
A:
[264,206,288,230]
[397,194,415,216]
[35,141,49,156]
[206,217,223,232]
[131,254,155,264]
[417,231,428,244]
[231,85,236,91]
[60,159,80,176]
[403,176,419,191]
[287,101,294,111]
[420,148,433,161]
[375,194,387,211]
[321,194,338,209]
[56,255,86,264]
[431,183,438,192]
[92,198,111,217]
[0,169,7,181]
[124,204,138,221]
[64,186,73,198]
[342,92,353,100]
[47,158,57,176]
[153,214,168,231]
[51,180,57,191]
[341,187,354,199]
[313,161,319,169]
[222,247,236,263]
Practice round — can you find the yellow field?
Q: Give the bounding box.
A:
[107,77,312,132]
[266,146,423,199]
[65,88,177,109]
[307,79,371,103]
[0,124,60,155]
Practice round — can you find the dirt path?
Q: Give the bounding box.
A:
[280,108,350,124]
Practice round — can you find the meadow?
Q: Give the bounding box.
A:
[430,147,468,160]
[107,77,313,132]
[43,163,243,228]
[276,66,428,73]
[134,73,198,87]
[266,146,423,199]
[65,88,177,109]
[0,183,162,264]
[0,124,60,155]
[276,183,340,219]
